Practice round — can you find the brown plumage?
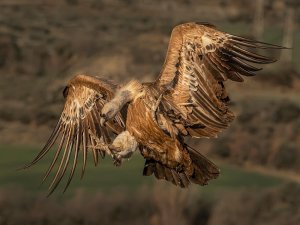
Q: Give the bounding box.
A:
[23,75,125,195]
[24,22,285,194]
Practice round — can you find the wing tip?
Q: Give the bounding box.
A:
[230,35,287,49]
[17,164,31,171]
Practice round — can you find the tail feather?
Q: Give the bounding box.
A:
[143,159,190,188]
[187,145,220,185]
[142,145,219,187]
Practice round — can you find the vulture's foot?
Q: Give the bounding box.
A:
[109,130,138,166]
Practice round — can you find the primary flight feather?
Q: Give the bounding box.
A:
[24,22,285,194]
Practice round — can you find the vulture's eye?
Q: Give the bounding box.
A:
[62,86,69,98]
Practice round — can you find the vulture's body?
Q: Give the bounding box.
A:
[24,22,285,194]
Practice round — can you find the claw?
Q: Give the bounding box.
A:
[106,144,121,166]
[100,117,106,127]
[112,155,122,166]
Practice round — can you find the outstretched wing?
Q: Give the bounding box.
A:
[23,74,125,194]
[155,22,284,138]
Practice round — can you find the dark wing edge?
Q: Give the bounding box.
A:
[21,74,125,195]
[203,32,287,83]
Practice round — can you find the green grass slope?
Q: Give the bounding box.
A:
[0,145,283,196]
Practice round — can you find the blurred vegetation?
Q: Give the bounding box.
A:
[0,145,283,194]
[0,182,299,225]
[212,98,300,172]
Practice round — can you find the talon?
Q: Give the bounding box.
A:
[113,160,122,167]
[112,154,122,166]
[108,144,122,165]
[100,117,106,126]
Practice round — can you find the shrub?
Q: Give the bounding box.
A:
[273,143,299,170]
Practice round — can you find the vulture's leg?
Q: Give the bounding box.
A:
[100,80,143,126]
[109,130,138,166]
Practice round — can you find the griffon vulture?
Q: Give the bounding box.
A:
[23,22,284,194]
